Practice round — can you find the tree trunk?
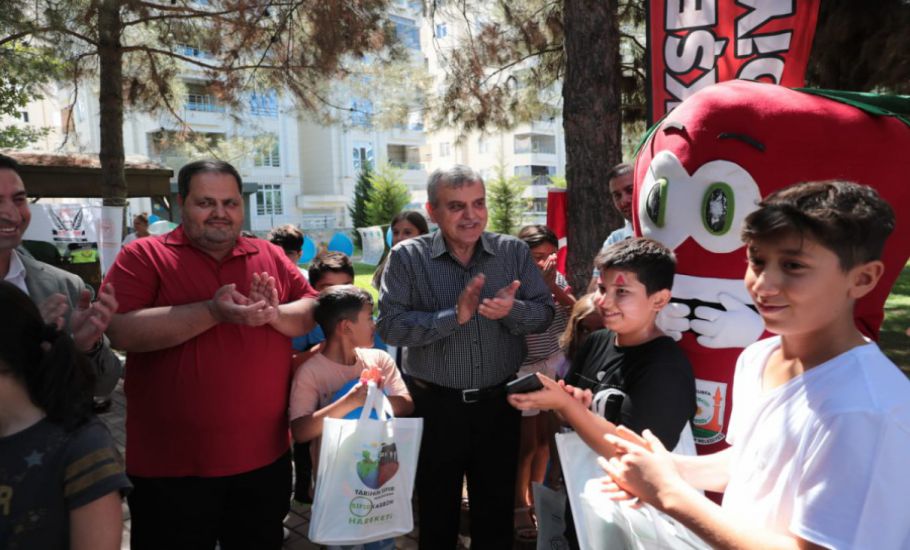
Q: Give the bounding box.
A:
[562,0,624,293]
[98,0,127,208]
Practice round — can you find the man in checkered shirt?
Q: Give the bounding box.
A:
[377,164,554,549]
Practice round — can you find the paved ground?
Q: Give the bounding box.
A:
[98,381,476,549]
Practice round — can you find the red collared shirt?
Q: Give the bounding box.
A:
[104,226,317,477]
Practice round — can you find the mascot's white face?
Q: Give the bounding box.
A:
[637,149,766,350]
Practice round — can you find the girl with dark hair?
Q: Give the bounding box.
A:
[0,282,130,549]
[371,210,429,290]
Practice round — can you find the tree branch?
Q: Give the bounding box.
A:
[481,46,563,86]
[120,45,316,72]
[620,31,646,53]
[122,8,239,27]
[0,27,99,48]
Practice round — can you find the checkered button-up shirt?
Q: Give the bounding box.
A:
[377,231,555,389]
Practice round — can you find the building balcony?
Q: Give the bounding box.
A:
[389,161,425,171]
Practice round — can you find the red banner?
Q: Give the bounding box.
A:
[546,188,568,275]
[648,0,820,122]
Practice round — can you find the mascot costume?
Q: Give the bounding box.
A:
[633,80,910,455]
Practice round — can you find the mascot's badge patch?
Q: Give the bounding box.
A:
[693,379,727,445]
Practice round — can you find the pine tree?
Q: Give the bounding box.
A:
[349,162,374,248]
[365,164,411,227]
[487,171,527,236]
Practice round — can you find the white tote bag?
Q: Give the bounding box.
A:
[555,429,708,550]
[309,383,423,545]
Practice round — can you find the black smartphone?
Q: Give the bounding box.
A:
[506,373,544,394]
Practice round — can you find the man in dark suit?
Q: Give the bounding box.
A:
[0,153,120,396]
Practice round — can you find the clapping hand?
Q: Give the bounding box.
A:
[599,427,684,512]
[456,274,485,324]
[542,253,558,287]
[478,280,520,320]
[209,280,278,327]
[248,272,279,308]
[42,284,118,353]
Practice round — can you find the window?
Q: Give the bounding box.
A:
[529,198,547,213]
[254,135,280,167]
[439,142,451,157]
[353,142,374,172]
[514,165,556,186]
[387,144,421,170]
[175,44,210,58]
[18,111,29,123]
[390,15,420,50]
[249,90,278,117]
[350,98,373,127]
[61,107,75,132]
[185,84,224,112]
[256,184,283,215]
[477,137,489,154]
[514,134,556,154]
[435,23,448,38]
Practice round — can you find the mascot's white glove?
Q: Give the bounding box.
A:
[690,292,765,349]
[656,302,691,342]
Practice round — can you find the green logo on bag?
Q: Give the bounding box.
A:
[349,496,374,517]
[356,443,399,489]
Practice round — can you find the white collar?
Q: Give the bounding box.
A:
[4,249,30,295]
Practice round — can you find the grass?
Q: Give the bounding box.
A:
[353,262,380,305]
[881,262,910,374]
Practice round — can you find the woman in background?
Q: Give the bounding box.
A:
[371,210,430,291]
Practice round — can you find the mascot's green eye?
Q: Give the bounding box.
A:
[645,177,669,228]
[702,182,734,235]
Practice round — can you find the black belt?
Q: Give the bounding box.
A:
[410,376,515,404]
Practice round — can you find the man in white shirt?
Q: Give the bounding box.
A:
[603,162,634,247]
[590,163,635,287]
[0,153,121,396]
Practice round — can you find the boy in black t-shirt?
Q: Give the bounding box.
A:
[508,237,695,458]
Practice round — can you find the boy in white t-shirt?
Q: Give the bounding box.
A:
[289,285,413,450]
[602,180,910,550]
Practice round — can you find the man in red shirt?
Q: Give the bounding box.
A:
[105,160,317,549]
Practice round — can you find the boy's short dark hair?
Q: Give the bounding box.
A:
[741,180,895,271]
[308,251,355,285]
[518,224,558,249]
[595,237,676,295]
[314,285,373,338]
[268,224,303,254]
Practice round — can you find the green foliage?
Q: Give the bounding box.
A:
[549,175,567,188]
[487,171,527,235]
[0,40,61,148]
[0,125,50,148]
[0,41,61,115]
[349,163,375,247]
[365,163,410,227]
[881,262,910,373]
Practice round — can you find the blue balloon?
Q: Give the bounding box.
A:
[148,214,161,223]
[386,226,393,248]
[327,232,354,257]
[300,236,317,264]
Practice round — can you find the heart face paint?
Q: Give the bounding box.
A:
[614,273,627,286]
